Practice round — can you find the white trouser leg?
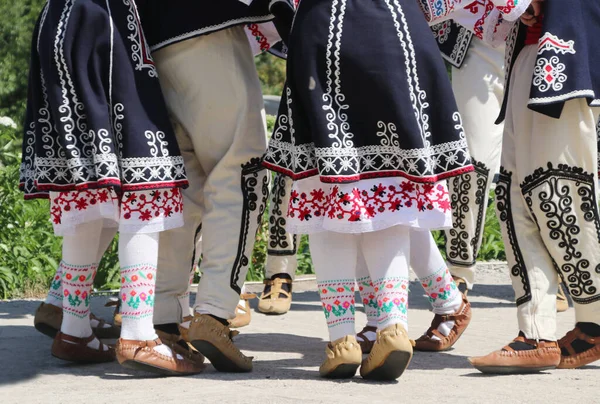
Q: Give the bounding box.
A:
[153,26,269,321]
[446,38,505,288]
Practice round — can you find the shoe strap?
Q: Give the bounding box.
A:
[59,332,96,345]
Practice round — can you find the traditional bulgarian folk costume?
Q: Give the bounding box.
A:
[263,0,473,379]
[433,0,600,373]
[429,19,505,291]
[138,0,294,372]
[22,0,203,375]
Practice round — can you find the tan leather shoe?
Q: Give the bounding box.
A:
[319,335,362,378]
[178,315,194,343]
[105,299,122,327]
[188,313,253,372]
[469,336,561,374]
[258,277,293,315]
[556,284,569,313]
[414,293,471,351]
[51,331,115,363]
[34,303,63,338]
[229,293,257,328]
[155,329,206,367]
[360,324,413,380]
[35,302,119,339]
[116,338,204,376]
[558,325,600,369]
[356,325,377,354]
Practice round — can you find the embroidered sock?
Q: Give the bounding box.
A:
[356,277,378,343]
[46,225,117,311]
[59,220,104,351]
[318,280,357,341]
[119,232,176,358]
[411,229,461,340]
[45,263,64,308]
[372,277,409,330]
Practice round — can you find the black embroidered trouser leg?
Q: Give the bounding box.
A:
[265,172,298,279]
[497,44,600,341]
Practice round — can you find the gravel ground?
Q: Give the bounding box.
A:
[0,262,598,404]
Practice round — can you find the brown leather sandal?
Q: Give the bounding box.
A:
[258,278,293,315]
[558,325,600,369]
[51,331,116,363]
[155,330,206,368]
[413,293,472,351]
[229,293,257,328]
[116,338,205,376]
[105,299,122,327]
[356,325,377,354]
[90,313,120,339]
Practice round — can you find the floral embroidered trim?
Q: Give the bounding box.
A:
[50,188,120,225]
[373,277,409,328]
[62,262,96,319]
[289,181,450,224]
[121,189,183,223]
[120,264,156,318]
[419,265,459,309]
[318,280,356,328]
[357,276,378,319]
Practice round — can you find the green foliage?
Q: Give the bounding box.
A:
[0,165,61,299]
[256,53,286,96]
[0,0,47,123]
[0,122,21,168]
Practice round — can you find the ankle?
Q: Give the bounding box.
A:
[155,323,180,336]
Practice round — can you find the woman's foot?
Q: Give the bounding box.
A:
[356,325,377,354]
[319,335,362,379]
[360,324,413,381]
[35,303,120,339]
[51,331,115,363]
[413,293,471,351]
[116,338,205,376]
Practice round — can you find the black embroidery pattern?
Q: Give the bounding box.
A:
[268,172,298,256]
[496,167,532,306]
[521,163,600,304]
[446,159,490,267]
[230,158,269,293]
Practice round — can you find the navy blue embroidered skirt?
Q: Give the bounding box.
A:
[20,0,187,199]
[263,0,473,184]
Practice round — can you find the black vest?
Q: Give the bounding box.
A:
[139,0,274,51]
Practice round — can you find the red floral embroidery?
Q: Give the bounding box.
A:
[121,189,183,222]
[289,181,450,223]
[247,23,270,51]
[50,189,119,225]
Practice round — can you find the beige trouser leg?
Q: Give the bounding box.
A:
[265,172,298,279]
[498,45,600,341]
[446,38,505,289]
[153,26,269,323]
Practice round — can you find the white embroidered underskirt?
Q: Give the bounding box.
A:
[49,188,184,236]
[286,176,452,235]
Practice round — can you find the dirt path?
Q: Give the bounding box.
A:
[0,263,597,404]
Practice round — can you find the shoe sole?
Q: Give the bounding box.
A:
[321,363,360,379]
[119,359,198,376]
[35,323,58,339]
[361,350,412,381]
[473,365,556,374]
[191,340,251,373]
[51,352,115,364]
